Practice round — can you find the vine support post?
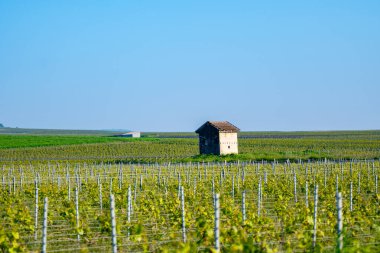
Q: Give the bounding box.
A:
[232,176,235,201]
[305,181,308,208]
[164,177,168,198]
[336,192,343,252]
[57,176,61,189]
[212,178,215,208]
[110,177,113,195]
[13,176,16,194]
[41,197,48,253]
[219,170,223,187]
[34,180,39,241]
[193,176,197,195]
[242,190,246,223]
[118,166,122,190]
[258,181,261,217]
[8,177,11,194]
[110,194,117,253]
[99,183,103,213]
[259,176,263,206]
[293,172,297,203]
[350,181,353,212]
[336,175,339,196]
[127,186,132,222]
[68,178,71,201]
[134,178,137,202]
[372,161,375,175]
[313,185,318,249]
[75,187,80,242]
[264,170,267,185]
[180,186,186,243]
[214,193,220,252]
[20,174,23,192]
[350,161,353,178]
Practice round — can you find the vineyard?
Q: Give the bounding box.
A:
[1,160,379,252]
[1,136,380,163]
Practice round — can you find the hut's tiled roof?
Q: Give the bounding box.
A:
[196,121,240,133]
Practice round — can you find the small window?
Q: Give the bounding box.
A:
[228,146,230,149]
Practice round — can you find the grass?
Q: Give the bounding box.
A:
[0,127,126,135]
[183,152,337,163]
[0,135,157,149]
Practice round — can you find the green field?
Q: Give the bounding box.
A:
[0,127,124,136]
[0,130,379,163]
[0,135,155,149]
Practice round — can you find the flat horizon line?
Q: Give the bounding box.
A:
[1,127,379,133]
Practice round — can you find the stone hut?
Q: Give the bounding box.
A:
[195,121,239,155]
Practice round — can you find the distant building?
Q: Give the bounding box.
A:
[195,121,239,155]
[114,131,141,138]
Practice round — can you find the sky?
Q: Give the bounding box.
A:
[0,0,379,132]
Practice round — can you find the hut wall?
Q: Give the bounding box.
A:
[219,132,238,155]
[198,126,220,155]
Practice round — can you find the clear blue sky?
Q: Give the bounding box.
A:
[1,1,379,131]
